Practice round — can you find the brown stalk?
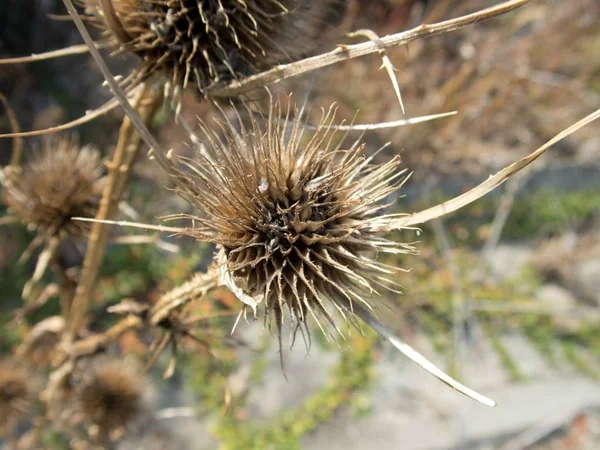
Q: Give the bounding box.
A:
[0,43,109,65]
[68,315,144,358]
[0,96,121,139]
[67,83,162,338]
[206,0,531,98]
[391,107,600,228]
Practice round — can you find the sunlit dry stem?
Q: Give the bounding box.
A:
[302,111,457,131]
[67,84,162,339]
[0,42,109,65]
[72,217,185,234]
[206,0,532,98]
[354,305,496,407]
[22,236,60,301]
[393,107,600,228]
[0,96,121,139]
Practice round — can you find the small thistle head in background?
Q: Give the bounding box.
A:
[170,103,417,342]
[0,360,32,435]
[2,135,106,239]
[75,358,144,439]
[82,0,346,95]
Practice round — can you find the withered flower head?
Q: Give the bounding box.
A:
[171,104,416,340]
[76,359,143,436]
[82,0,345,94]
[2,135,106,238]
[0,361,32,433]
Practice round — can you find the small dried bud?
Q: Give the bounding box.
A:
[170,104,416,342]
[0,361,32,434]
[82,0,346,94]
[2,135,106,238]
[75,359,143,437]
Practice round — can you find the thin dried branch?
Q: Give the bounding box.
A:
[0,43,109,65]
[67,315,144,359]
[0,92,22,166]
[390,107,600,228]
[206,0,531,98]
[22,236,60,301]
[72,217,185,234]
[353,304,496,407]
[0,96,120,138]
[302,111,457,131]
[67,84,162,338]
[110,234,180,253]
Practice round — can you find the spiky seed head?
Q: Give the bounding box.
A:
[76,359,143,436]
[82,0,345,94]
[170,104,416,341]
[2,135,106,238]
[0,361,32,434]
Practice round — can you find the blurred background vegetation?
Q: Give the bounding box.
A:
[1,0,600,449]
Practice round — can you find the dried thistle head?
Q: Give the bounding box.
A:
[0,360,32,434]
[75,359,143,437]
[2,135,106,238]
[81,0,345,95]
[170,104,417,341]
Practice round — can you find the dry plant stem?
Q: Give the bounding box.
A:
[0,92,22,166]
[353,304,496,407]
[206,0,531,98]
[22,236,60,301]
[0,96,121,138]
[302,111,457,131]
[67,83,161,338]
[0,43,108,65]
[67,315,143,358]
[392,107,600,228]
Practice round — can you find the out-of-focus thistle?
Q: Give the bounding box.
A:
[74,358,144,440]
[168,103,417,342]
[2,135,106,239]
[0,360,32,436]
[81,0,346,95]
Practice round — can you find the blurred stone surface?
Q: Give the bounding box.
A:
[535,284,577,312]
[483,244,533,282]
